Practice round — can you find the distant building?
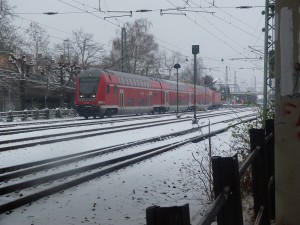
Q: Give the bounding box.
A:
[0,54,75,111]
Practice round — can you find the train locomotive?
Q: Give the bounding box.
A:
[74,68,222,119]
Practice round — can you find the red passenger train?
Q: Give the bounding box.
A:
[74,68,222,119]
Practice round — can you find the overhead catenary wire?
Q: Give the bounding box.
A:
[186,0,264,42]
[10,9,190,62]
[56,0,196,61]
[9,11,110,50]
[200,0,264,39]
[166,0,264,69]
[57,0,121,28]
[7,0,263,80]
[166,0,247,57]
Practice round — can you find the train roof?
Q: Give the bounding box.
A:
[79,68,216,92]
[104,69,155,82]
[79,68,160,84]
[78,68,103,78]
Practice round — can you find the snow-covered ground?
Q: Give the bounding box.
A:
[0,108,257,225]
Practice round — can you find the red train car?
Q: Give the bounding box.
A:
[74,68,221,119]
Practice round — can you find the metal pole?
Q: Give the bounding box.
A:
[192,45,199,123]
[121,27,127,72]
[177,68,179,114]
[263,0,269,128]
[194,53,197,121]
[8,86,10,110]
[205,84,206,109]
[174,63,181,115]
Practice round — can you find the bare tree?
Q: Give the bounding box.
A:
[9,54,33,110]
[161,51,185,80]
[42,56,80,108]
[54,39,74,64]
[71,28,104,69]
[201,74,217,91]
[102,18,159,75]
[181,58,204,84]
[0,0,22,54]
[24,22,50,64]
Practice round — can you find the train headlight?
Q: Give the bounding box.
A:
[80,95,84,98]
[91,95,96,98]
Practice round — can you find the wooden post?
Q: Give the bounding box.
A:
[211,155,243,225]
[249,129,270,225]
[146,204,190,225]
[265,119,275,219]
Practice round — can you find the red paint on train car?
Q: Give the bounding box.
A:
[75,68,222,119]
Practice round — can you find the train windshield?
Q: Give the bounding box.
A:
[79,77,99,95]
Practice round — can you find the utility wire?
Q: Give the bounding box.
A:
[10,13,72,35]
[12,11,100,15]
[63,0,197,60]
[9,11,109,48]
[187,0,263,42]
[167,0,247,57]
[57,0,121,28]
[174,0,264,68]
[200,0,264,38]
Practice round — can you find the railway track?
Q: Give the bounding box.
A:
[0,108,250,135]
[0,111,184,131]
[0,109,252,152]
[0,114,256,214]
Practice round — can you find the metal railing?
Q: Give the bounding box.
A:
[197,119,274,225]
[0,108,78,122]
[146,119,275,225]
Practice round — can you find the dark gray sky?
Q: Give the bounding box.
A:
[10,0,265,92]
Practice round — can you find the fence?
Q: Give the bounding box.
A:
[0,108,78,122]
[146,119,275,225]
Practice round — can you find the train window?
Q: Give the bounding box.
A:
[138,99,146,106]
[119,77,124,85]
[114,85,117,95]
[126,98,134,106]
[124,78,129,86]
[79,77,99,95]
[149,92,152,105]
[106,85,110,93]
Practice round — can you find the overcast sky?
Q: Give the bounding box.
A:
[9,0,266,92]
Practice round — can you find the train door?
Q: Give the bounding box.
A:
[165,91,169,105]
[149,91,152,106]
[119,90,124,107]
[189,93,192,105]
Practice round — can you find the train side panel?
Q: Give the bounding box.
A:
[211,91,222,109]
[75,67,221,118]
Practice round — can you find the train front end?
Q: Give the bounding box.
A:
[75,68,104,119]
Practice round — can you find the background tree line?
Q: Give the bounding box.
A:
[0,0,223,110]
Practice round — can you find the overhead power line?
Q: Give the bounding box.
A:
[58,0,121,28]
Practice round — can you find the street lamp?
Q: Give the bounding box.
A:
[174,63,181,114]
[192,45,199,123]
